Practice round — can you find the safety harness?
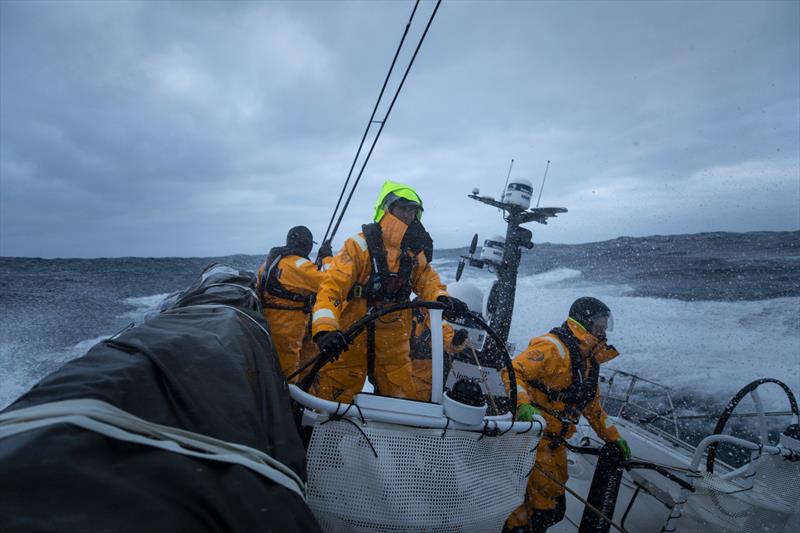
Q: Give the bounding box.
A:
[347,223,415,304]
[258,247,314,313]
[526,323,600,448]
[346,222,432,389]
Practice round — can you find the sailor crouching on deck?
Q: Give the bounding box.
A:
[504,297,630,533]
[309,180,469,403]
[256,226,332,381]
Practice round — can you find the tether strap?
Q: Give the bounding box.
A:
[263,302,307,312]
[0,399,305,498]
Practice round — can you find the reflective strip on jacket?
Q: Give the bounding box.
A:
[309,213,447,402]
[311,213,448,336]
[507,319,620,443]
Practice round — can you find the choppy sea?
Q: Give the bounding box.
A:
[2,231,799,442]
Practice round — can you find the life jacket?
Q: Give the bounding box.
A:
[258,246,314,313]
[526,322,600,444]
[347,222,428,304]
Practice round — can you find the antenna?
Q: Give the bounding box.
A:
[500,158,514,199]
[499,158,514,213]
[535,159,551,208]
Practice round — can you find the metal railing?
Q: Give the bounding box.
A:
[599,369,796,446]
[600,368,682,440]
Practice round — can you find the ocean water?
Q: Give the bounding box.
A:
[2,232,799,430]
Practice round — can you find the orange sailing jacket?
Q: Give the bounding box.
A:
[311,213,447,336]
[509,318,620,443]
[256,254,329,378]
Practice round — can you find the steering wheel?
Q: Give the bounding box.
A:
[292,299,519,420]
[706,378,799,473]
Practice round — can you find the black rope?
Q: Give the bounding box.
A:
[524,439,542,479]
[320,403,378,458]
[295,299,519,419]
[319,0,421,253]
[336,418,378,459]
[498,421,515,437]
[478,421,489,440]
[441,416,451,438]
[324,0,443,249]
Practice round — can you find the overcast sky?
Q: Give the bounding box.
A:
[1,0,798,258]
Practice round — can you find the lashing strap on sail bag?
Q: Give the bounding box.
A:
[0,399,306,498]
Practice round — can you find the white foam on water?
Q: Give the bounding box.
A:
[0,292,171,410]
[3,276,797,418]
[119,293,172,324]
[503,270,800,412]
[0,334,109,410]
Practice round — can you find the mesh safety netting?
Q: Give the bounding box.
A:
[306,418,539,532]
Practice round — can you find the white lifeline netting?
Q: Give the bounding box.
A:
[306,417,539,532]
[678,454,800,532]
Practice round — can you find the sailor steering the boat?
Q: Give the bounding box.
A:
[309,180,468,402]
[504,297,630,533]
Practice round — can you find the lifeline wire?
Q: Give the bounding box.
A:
[323,0,443,251]
[319,0,421,253]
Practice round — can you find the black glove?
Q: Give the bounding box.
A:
[318,241,333,259]
[314,331,348,362]
[451,328,469,348]
[437,295,470,321]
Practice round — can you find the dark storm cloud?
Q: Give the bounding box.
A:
[1,0,798,257]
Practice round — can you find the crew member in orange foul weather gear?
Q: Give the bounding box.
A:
[257,226,332,381]
[504,297,630,533]
[310,181,468,402]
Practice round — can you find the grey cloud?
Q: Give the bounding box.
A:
[1,0,798,257]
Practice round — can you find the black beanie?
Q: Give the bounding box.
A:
[569,296,611,331]
[286,226,314,257]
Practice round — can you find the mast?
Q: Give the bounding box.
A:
[457,187,567,345]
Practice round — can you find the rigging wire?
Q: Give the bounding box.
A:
[318,0,443,260]
[535,159,551,208]
[318,0,421,254]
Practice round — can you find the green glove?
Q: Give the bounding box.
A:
[517,403,539,422]
[615,438,631,460]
